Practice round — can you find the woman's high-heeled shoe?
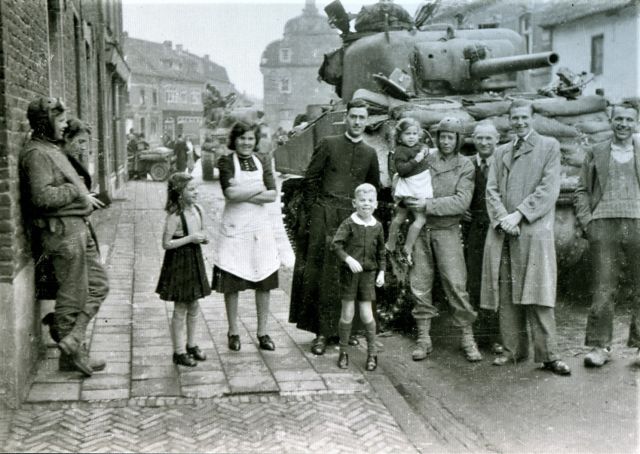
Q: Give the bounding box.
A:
[228,333,241,351]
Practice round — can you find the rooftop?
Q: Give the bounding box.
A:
[539,0,638,28]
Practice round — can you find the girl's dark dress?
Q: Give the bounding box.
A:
[156,206,211,302]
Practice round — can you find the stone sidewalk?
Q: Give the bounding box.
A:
[2,179,440,453]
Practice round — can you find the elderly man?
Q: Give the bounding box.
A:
[19,97,109,376]
[289,98,380,355]
[481,99,570,375]
[576,102,640,368]
[463,121,503,354]
[405,117,482,362]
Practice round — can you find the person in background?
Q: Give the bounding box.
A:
[174,134,188,173]
[212,122,280,352]
[19,97,108,377]
[481,99,570,376]
[575,102,640,368]
[462,121,503,355]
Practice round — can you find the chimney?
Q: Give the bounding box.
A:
[163,40,172,49]
[176,44,183,52]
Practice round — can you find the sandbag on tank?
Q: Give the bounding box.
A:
[554,111,610,126]
[532,95,607,117]
[396,108,475,127]
[533,115,580,137]
[575,121,611,134]
[559,142,586,168]
[585,130,614,144]
[465,101,511,120]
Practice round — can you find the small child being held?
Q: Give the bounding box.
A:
[331,183,385,371]
[386,117,434,265]
[156,173,211,367]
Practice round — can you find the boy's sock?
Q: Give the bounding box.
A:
[338,321,352,354]
[364,320,377,356]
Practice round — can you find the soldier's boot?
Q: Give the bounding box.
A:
[58,313,93,376]
[59,345,106,373]
[461,325,483,362]
[412,319,433,361]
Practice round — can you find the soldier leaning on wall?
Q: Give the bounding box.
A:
[19,96,109,377]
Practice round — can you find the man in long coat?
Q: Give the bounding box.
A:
[288,98,380,355]
[481,99,571,375]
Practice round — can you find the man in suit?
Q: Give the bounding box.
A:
[462,121,502,354]
[288,98,380,355]
[481,99,570,375]
[575,102,640,368]
[19,97,109,376]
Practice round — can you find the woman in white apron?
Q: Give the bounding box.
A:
[212,122,280,352]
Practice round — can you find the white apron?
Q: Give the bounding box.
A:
[213,153,280,282]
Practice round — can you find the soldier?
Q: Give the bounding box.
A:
[19,97,109,376]
[481,99,570,376]
[463,121,503,354]
[575,102,640,368]
[288,98,380,355]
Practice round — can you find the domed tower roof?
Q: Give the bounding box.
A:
[283,0,335,36]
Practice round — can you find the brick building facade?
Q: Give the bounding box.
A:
[0,0,129,407]
[260,0,341,130]
[124,36,234,146]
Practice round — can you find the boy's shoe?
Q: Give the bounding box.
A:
[173,353,197,367]
[365,355,377,371]
[542,360,571,376]
[337,351,349,369]
[186,345,207,361]
[228,334,241,352]
[258,335,276,351]
[583,347,610,368]
[492,354,528,366]
[311,336,327,355]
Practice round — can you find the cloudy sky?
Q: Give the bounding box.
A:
[122,0,421,99]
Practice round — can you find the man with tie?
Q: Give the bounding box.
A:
[575,102,640,368]
[462,121,502,354]
[480,99,571,375]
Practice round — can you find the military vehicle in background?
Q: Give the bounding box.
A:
[275,0,608,327]
[127,136,176,181]
[201,84,271,180]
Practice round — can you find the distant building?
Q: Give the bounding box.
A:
[540,0,640,102]
[430,0,554,90]
[0,0,129,408]
[124,36,235,145]
[260,0,341,130]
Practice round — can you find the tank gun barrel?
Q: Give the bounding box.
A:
[470,51,559,79]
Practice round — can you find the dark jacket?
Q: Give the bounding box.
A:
[332,214,386,272]
[467,154,492,226]
[423,151,475,229]
[394,144,430,178]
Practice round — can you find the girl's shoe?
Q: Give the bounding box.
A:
[228,334,241,351]
[337,351,349,369]
[365,355,378,371]
[186,345,207,361]
[258,334,276,351]
[173,353,197,367]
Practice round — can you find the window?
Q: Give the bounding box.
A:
[190,90,200,104]
[140,88,146,105]
[478,23,499,29]
[140,117,146,136]
[152,89,158,105]
[279,48,291,63]
[165,87,178,103]
[540,29,552,50]
[179,89,188,103]
[519,13,532,54]
[591,34,604,75]
[279,77,291,94]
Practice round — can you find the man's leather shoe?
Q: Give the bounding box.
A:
[311,335,327,355]
[337,351,349,369]
[365,355,377,371]
[186,345,207,361]
[492,354,528,366]
[173,353,197,367]
[492,343,504,355]
[584,347,610,367]
[228,334,241,352]
[542,360,571,376]
[348,335,359,346]
[258,335,276,351]
[59,346,105,373]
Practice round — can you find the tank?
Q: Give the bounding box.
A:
[276,15,605,328]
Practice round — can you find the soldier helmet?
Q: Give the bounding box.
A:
[27,97,66,139]
[437,116,464,134]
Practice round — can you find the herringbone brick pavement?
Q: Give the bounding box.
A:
[2,394,417,453]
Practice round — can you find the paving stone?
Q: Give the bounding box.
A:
[102,362,131,374]
[179,371,226,386]
[33,369,83,383]
[27,383,80,402]
[80,388,129,401]
[91,333,131,344]
[228,375,279,394]
[272,369,322,382]
[132,365,177,380]
[90,341,131,352]
[131,378,180,397]
[181,384,230,398]
[132,345,173,356]
[278,380,327,393]
[92,325,131,334]
[82,374,129,390]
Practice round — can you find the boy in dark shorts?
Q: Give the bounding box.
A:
[331,183,385,371]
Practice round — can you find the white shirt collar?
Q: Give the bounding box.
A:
[351,212,377,226]
[345,132,363,143]
[476,154,492,166]
[514,130,532,145]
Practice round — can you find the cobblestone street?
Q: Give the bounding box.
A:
[0,176,435,453]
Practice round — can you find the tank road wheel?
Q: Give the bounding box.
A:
[149,162,170,181]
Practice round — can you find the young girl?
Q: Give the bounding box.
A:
[386,117,433,265]
[156,173,211,367]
